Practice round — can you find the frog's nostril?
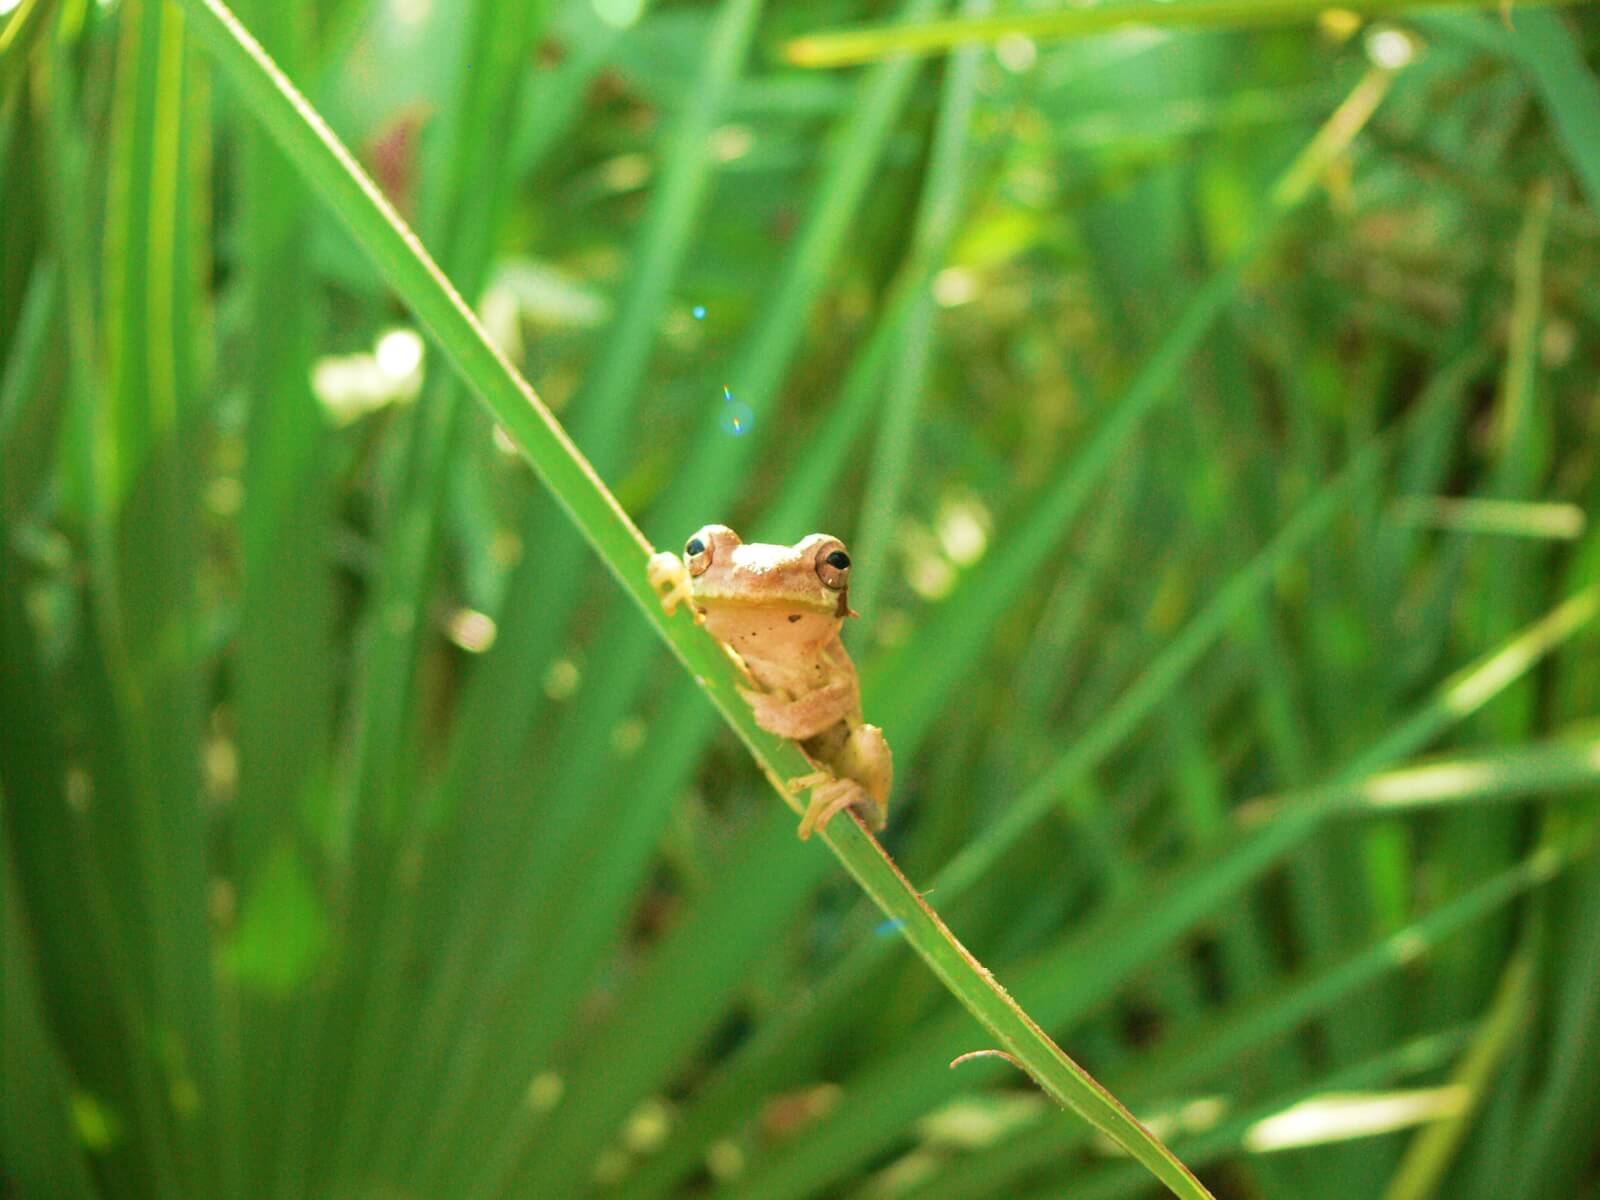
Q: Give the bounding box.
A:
[788,614,802,623]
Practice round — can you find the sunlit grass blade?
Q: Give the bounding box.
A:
[757,804,1586,1200]
[1231,736,1600,820]
[781,0,1589,67]
[1390,496,1586,540]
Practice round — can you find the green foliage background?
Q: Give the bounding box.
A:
[2,0,1599,1198]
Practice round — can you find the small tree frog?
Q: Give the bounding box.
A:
[647,525,892,840]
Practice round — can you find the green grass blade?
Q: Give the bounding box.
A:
[0,260,61,486]
[1,843,102,1200]
[224,0,336,1190]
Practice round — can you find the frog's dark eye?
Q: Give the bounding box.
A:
[685,529,719,577]
[815,541,851,590]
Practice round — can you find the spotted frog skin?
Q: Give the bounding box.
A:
[647,525,892,840]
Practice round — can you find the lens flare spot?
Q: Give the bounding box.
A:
[692,305,707,320]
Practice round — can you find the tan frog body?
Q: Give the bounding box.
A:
[647,525,892,840]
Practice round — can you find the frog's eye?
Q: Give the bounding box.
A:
[815,544,851,590]
[686,524,739,576]
[685,536,712,576]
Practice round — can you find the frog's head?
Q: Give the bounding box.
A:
[681,525,856,648]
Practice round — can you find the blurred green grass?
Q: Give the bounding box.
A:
[3,1,1599,1198]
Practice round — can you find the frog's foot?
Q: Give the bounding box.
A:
[796,776,883,841]
[646,551,692,615]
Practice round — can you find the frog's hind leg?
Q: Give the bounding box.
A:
[796,725,892,840]
[834,723,891,830]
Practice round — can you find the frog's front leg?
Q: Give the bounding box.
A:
[796,723,892,840]
[646,551,694,615]
[739,683,854,741]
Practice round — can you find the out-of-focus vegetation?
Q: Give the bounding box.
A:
[2,0,1599,1197]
